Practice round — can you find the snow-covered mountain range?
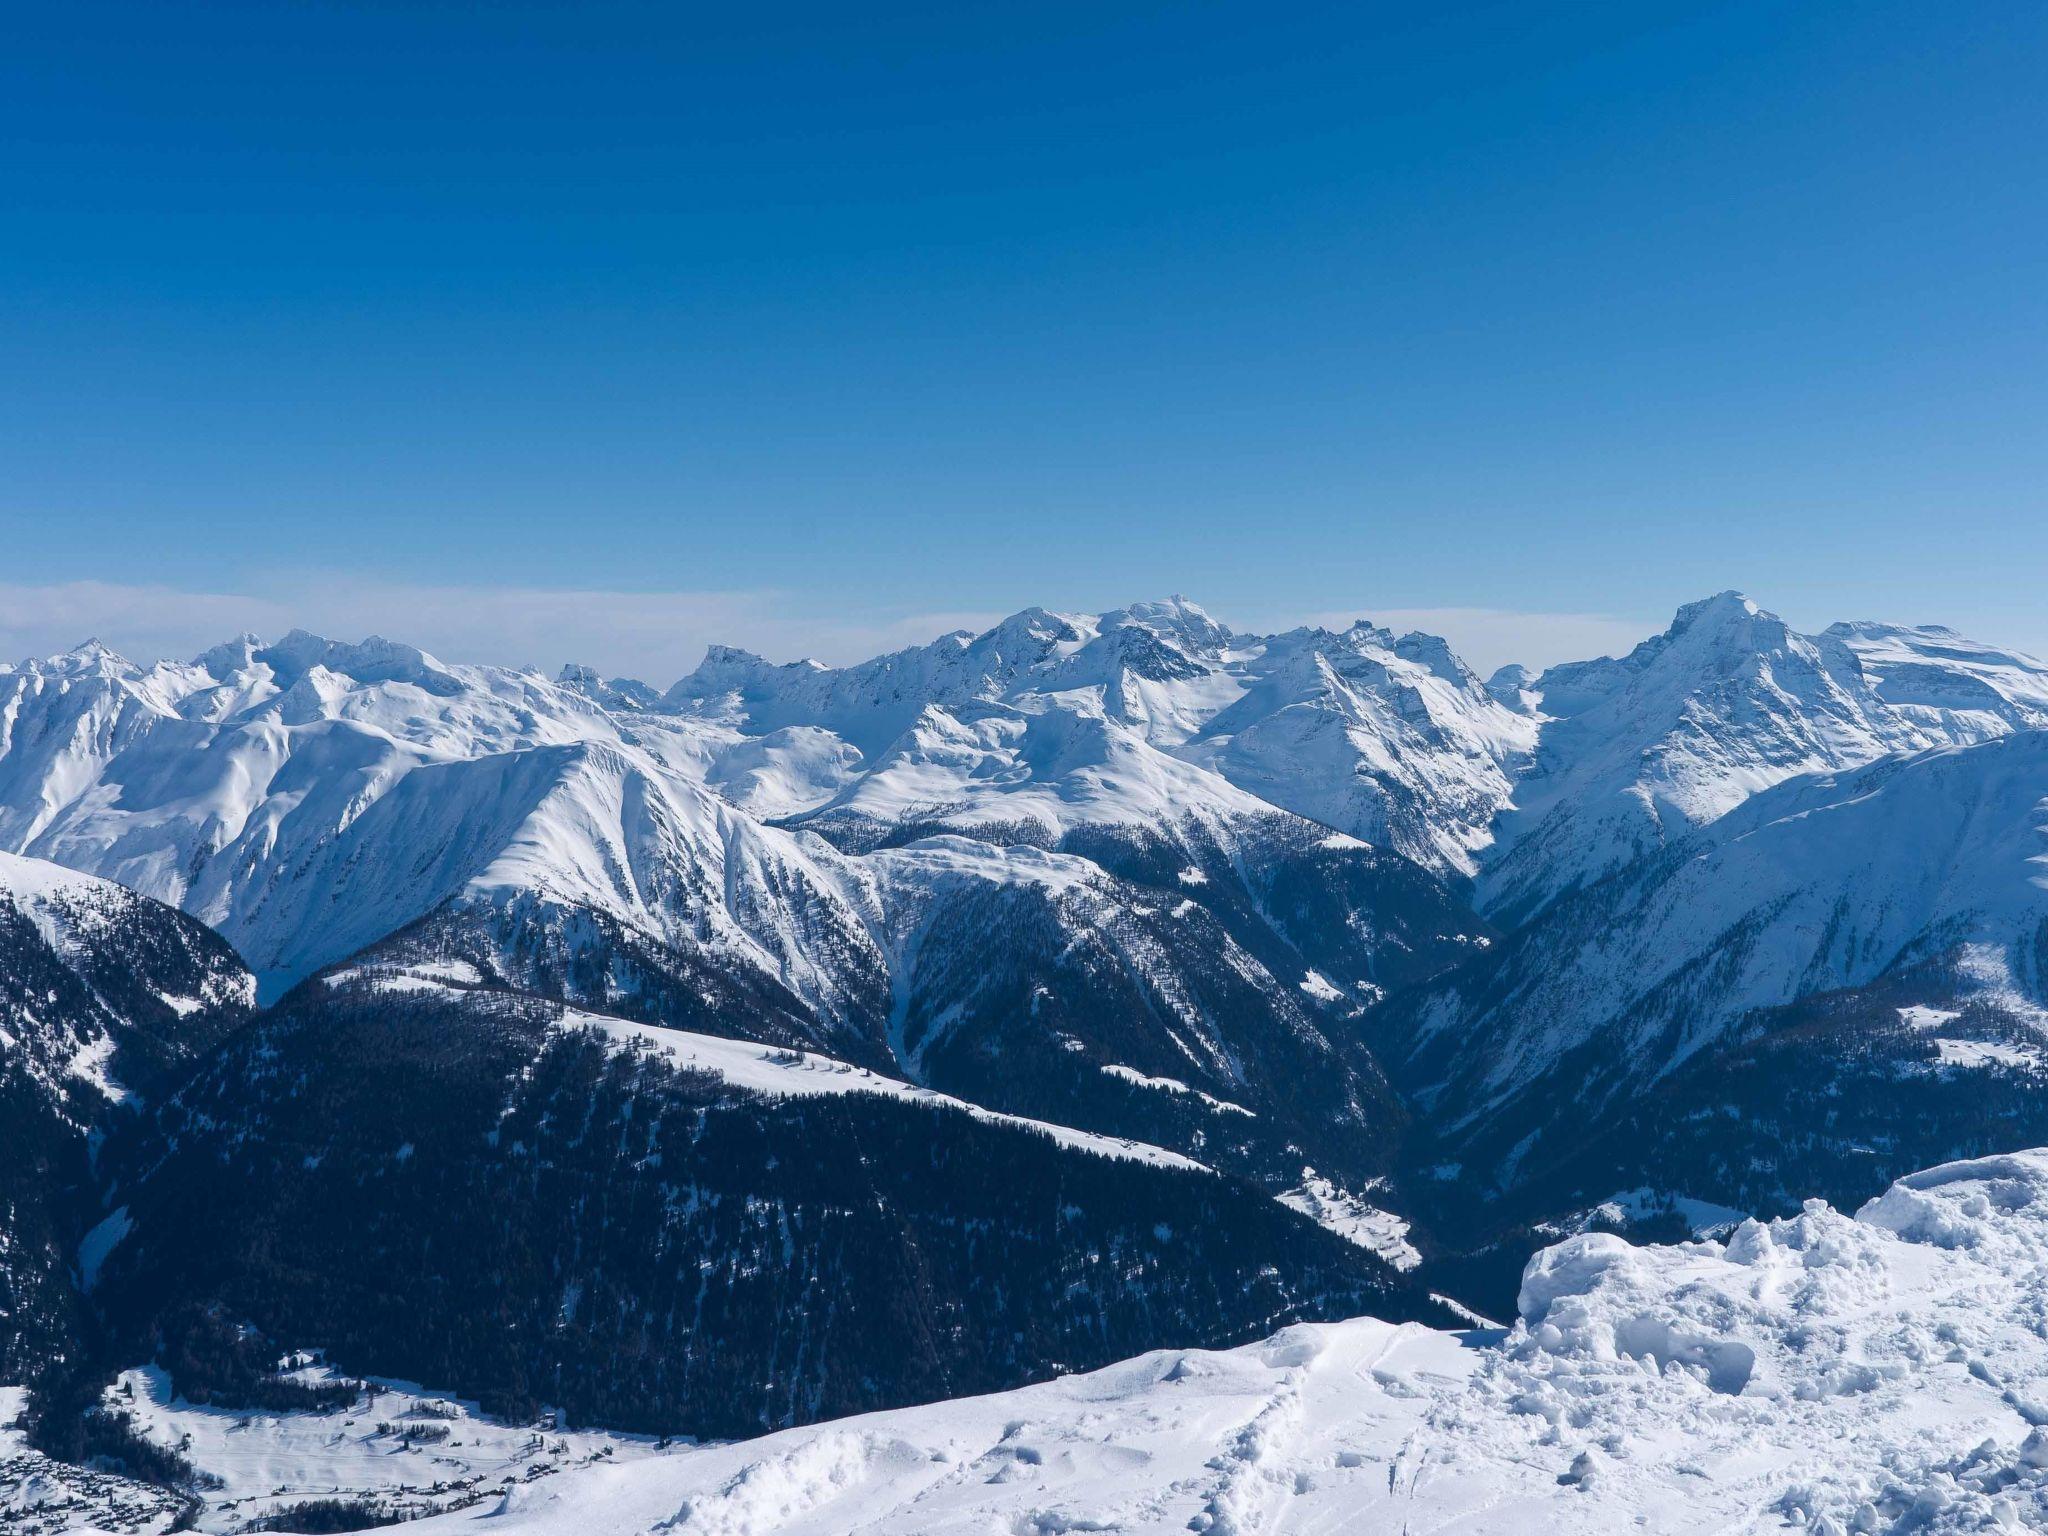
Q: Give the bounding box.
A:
[1478,593,2048,924]
[8,585,2048,1522]
[5,593,2048,1207]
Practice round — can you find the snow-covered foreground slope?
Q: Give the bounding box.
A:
[404,1151,2048,1534]
[55,1150,2048,1534]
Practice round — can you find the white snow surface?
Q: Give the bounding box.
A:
[32,1152,2048,1534]
[0,848,251,1111]
[676,600,1541,876]
[0,848,147,955]
[0,608,1510,1007]
[103,1364,670,1533]
[239,1150,2048,1534]
[318,964,1205,1172]
[1099,1062,1255,1117]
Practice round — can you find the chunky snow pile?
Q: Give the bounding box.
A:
[344,1151,2048,1534]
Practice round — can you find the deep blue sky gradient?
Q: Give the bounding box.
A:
[5,1,2046,666]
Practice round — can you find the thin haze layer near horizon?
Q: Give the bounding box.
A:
[4,577,1667,683]
[5,2,2045,668]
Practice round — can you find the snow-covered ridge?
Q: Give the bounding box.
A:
[0,847,133,953]
[667,598,1540,876]
[1407,725,2048,1143]
[67,1148,2048,1534]
[1481,591,2048,922]
[7,592,2048,1188]
[10,592,2041,948]
[0,848,252,1104]
[0,601,1517,1001]
[570,1003,1210,1172]
[322,962,1206,1172]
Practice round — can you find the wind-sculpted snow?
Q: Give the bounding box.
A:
[306,1150,2048,1535]
[36,1151,2017,1531]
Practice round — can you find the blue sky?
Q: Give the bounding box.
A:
[4,1,2045,677]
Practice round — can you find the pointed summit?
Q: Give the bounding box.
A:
[1671,588,1759,624]
[194,632,266,678]
[1479,590,2048,926]
[1107,596,1232,655]
[1660,590,1791,647]
[37,637,135,677]
[556,663,661,712]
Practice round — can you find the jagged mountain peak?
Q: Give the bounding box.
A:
[1481,591,2048,924]
[978,603,1089,643]
[555,662,661,711]
[1668,586,1761,625]
[11,635,136,678]
[1535,591,1796,705]
[1391,629,1485,690]
[254,628,464,695]
[192,630,266,676]
[1102,595,1234,653]
[1399,724,2048,1189]
[59,635,125,664]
